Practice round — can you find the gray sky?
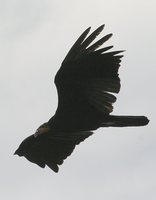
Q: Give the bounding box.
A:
[1,0,155,199]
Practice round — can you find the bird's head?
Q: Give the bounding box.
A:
[14,122,50,168]
[14,135,36,157]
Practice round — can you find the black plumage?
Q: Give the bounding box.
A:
[15,25,149,172]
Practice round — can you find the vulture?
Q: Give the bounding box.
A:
[15,25,149,172]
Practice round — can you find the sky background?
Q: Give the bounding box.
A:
[1,0,155,199]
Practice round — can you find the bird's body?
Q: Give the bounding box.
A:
[15,25,149,172]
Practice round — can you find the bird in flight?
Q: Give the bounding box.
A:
[15,24,149,172]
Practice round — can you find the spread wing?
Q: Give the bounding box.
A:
[49,25,123,131]
[16,131,93,172]
[39,131,93,172]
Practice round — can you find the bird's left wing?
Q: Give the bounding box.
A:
[50,25,123,131]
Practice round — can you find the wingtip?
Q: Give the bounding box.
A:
[99,24,105,29]
[108,33,113,39]
[86,26,91,33]
[95,24,105,34]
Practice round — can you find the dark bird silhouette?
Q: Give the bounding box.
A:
[14,25,149,172]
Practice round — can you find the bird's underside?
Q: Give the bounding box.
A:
[15,24,149,173]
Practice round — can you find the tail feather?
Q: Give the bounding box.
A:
[102,115,149,127]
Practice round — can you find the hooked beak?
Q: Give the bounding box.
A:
[14,149,20,156]
[14,148,24,156]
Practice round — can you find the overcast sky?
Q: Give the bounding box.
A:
[1,0,155,199]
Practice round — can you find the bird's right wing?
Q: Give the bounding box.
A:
[15,131,93,172]
[39,131,93,172]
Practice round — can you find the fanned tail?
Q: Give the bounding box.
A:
[102,115,149,127]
